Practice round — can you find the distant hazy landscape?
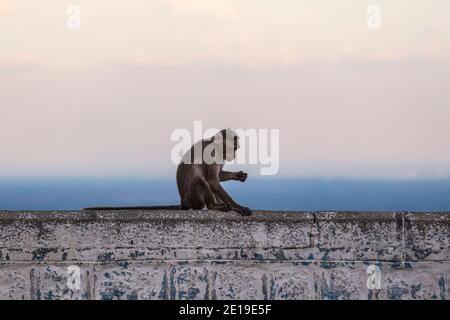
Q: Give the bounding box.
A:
[1,177,450,211]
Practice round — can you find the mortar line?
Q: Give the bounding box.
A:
[1,259,449,265]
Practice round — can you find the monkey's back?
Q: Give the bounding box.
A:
[176,163,189,202]
[176,139,213,208]
[176,162,206,209]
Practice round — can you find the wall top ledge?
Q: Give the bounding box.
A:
[0,210,449,223]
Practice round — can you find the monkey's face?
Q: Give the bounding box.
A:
[223,135,239,162]
[211,129,239,163]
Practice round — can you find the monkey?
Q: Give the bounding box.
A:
[83,129,252,216]
[177,128,252,216]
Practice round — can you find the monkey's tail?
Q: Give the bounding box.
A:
[81,205,183,211]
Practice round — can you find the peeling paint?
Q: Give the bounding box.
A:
[0,210,448,300]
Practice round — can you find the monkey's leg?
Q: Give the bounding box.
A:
[180,200,189,210]
[209,181,252,216]
[187,178,230,211]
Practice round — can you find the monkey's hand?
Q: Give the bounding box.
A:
[233,205,252,216]
[235,171,248,182]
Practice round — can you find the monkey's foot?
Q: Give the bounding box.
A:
[208,202,231,212]
[234,206,252,216]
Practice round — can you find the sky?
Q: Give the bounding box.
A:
[1,0,450,179]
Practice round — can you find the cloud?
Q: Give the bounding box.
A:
[130,0,306,67]
[334,38,449,64]
[0,0,11,16]
[0,53,38,70]
[1,1,450,178]
[166,0,239,20]
[130,0,305,67]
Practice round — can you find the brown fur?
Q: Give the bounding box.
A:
[176,129,252,216]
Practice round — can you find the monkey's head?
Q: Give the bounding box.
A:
[212,129,239,162]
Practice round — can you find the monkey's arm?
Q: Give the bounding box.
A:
[219,171,247,182]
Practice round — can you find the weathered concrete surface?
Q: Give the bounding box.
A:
[0,210,448,300]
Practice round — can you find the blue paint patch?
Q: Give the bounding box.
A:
[387,285,408,300]
[127,291,138,300]
[188,288,200,299]
[411,284,421,299]
[301,253,314,266]
[97,252,114,262]
[320,275,351,300]
[158,271,168,300]
[31,248,58,261]
[130,250,145,258]
[273,249,286,260]
[170,268,176,300]
[320,261,336,269]
[254,253,264,261]
[320,249,330,261]
[101,288,126,300]
[225,284,235,299]
[413,247,432,260]
[44,290,55,300]
[438,277,446,300]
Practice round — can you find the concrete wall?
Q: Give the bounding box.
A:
[0,210,448,300]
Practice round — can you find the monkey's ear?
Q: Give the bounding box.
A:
[210,136,215,142]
